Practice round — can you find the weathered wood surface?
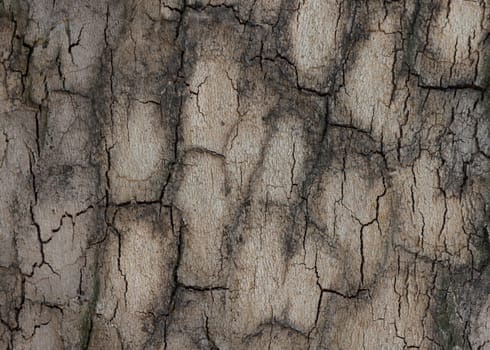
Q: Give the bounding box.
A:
[0,0,489,349]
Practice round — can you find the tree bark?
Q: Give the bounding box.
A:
[0,0,489,349]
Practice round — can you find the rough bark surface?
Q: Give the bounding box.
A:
[0,0,489,349]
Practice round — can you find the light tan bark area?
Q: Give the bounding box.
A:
[0,0,489,349]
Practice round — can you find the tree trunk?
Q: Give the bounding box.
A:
[0,0,489,349]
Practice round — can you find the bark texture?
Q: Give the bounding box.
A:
[0,0,489,349]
